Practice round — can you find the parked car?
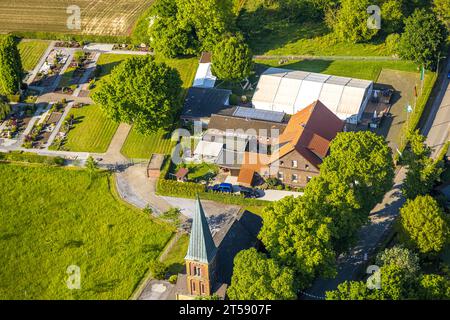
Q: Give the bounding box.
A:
[237,186,260,199]
[447,71,450,80]
[212,183,233,193]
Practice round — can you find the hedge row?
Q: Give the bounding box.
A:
[12,31,129,44]
[157,178,206,197]
[398,72,438,153]
[0,151,65,166]
[156,155,268,206]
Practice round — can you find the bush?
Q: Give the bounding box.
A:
[157,178,205,197]
[1,151,65,166]
[385,33,400,55]
[150,261,168,280]
[168,275,178,284]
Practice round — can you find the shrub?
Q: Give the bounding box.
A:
[385,33,400,55]
[157,179,205,197]
[150,261,168,280]
[168,275,178,284]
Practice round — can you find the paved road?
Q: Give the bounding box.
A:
[423,57,450,158]
[304,168,406,299]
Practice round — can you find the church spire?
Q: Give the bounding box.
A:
[185,196,217,264]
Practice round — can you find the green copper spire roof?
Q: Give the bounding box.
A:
[185,196,217,264]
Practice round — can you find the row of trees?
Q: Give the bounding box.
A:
[329,0,448,69]
[326,133,450,300]
[327,245,450,300]
[0,35,22,96]
[227,131,395,299]
[148,0,253,82]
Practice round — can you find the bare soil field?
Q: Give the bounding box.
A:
[0,0,153,36]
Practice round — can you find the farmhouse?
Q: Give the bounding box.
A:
[236,100,344,187]
[175,197,262,299]
[181,87,232,126]
[252,67,373,124]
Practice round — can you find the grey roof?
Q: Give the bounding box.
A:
[181,87,232,119]
[185,197,218,263]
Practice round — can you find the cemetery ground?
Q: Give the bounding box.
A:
[62,104,119,153]
[18,39,50,71]
[0,163,175,299]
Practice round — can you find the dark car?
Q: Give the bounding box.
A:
[238,186,260,199]
[212,183,233,193]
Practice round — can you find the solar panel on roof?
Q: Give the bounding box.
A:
[233,107,285,123]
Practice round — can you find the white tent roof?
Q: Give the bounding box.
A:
[252,67,373,121]
[193,140,223,158]
[193,63,216,88]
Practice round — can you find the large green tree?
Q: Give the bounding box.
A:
[148,0,198,58]
[332,0,379,43]
[92,56,182,135]
[211,35,252,82]
[227,248,297,300]
[433,0,450,30]
[149,0,234,57]
[0,35,22,96]
[304,131,395,250]
[399,195,450,255]
[402,131,444,199]
[379,0,405,34]
[258,196,336,289]
[376,246,420,275]
[399,8,448,69]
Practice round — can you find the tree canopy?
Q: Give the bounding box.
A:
[258,196,336,289]
[304,131,394,250]
[376,246,420,275]
[402,131,444,199]
[0,35,22,96]
[399,195,450,255]
[227,248,297,300]
[332,0,379,43]
[92,56,182,135]
[399,8,448,69]
[211,35,252,82]
[148,0,234,57]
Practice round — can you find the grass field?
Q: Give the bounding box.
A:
[0,163,174,299]
[162,234,189,276]
[121,129,175,159]
[0,1,154,36]
[254,59,420,82]
[64,105,119,153]
[18,39,49,71]
[237,1,389,57]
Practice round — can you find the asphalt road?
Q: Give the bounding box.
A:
[423,58,450,158]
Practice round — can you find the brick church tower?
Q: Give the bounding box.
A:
[184,196,218,296]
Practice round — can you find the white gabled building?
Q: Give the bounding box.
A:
[252,67,374,124]
[192,52,217,88]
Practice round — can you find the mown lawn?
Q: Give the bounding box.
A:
[18,39,49,71]
[121,129,175,159]
[64,105,119,153]
[162,234,189,276]
[0,163,174,300]
[254,59,420,82]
